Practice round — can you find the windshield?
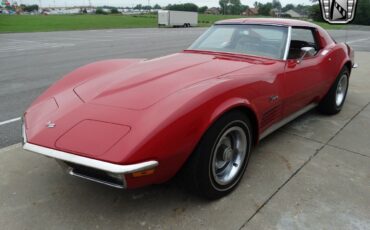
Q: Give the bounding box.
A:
[188,24,289,60]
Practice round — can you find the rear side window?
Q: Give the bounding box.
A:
[288,28,319,59]
[291,28,316,44]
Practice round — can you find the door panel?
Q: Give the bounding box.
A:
[282,27,327,116]
[283,56,326,116]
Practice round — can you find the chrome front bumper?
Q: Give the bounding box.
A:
[22,123,158,188]
[23,142,158,189]
[23,142,158,174]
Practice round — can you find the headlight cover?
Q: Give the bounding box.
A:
[55,120,131,157]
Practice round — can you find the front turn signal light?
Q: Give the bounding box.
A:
[131,169,156,178]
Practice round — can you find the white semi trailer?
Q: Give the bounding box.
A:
[158,10,198,27]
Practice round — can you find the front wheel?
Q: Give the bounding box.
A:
[318,67,349,115]
[182,111,253,199]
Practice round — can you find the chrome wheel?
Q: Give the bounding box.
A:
[336,74,348,107]
[211,125,248,186]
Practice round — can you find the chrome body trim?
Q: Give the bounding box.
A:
[55,160,126,189]
[283,26,292,61]
[21,121,27,145]
[68,167,125,189]
[259,103,317,140]
[321,49,329,56]
[22,142,159,174]
[214,22,290,27]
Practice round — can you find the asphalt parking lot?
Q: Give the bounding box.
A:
[0,27,370,229]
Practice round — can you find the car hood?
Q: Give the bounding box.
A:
[74,52,255,110]
[24,52,277,163]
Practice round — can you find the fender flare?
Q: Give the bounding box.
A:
[203,97,260,145]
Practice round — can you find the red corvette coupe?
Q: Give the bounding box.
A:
[22,18,356,199]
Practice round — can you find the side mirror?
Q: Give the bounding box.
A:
[297,47,316,64]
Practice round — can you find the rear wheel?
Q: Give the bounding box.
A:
[182,111,253,199]
[318,67,349,115]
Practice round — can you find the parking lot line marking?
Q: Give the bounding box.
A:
[347,38,370,44]
[0,117,21,126]
[0,41,75,53]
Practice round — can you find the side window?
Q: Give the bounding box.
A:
[288,28,319,59]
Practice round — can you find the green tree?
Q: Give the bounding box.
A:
[110,7,119,14]
[282,3,294,12]
[241,4,249,13]
[230,0,242,14]
[96,7,106,14]
[272,0,282,9]
[153,4,161,9]
[295,4,310,16]
[258,2,272,15]
[198,6,208,13]
[22,4,38,12]
[219,0,243,15]
[309,4,323,21]
[142,5,152,10]
[354,0,370,25]
[166,3,198,12]
[219,0,228,14]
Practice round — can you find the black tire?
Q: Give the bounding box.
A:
[181,111,253,199]
[318,66,350,115]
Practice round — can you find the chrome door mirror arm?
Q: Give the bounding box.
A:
[297,47,316,64]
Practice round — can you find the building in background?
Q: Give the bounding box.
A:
[205,7,220,15]
[243,7,258,16]
[276,9,304,18]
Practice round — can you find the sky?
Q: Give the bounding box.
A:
[9,0,313,8]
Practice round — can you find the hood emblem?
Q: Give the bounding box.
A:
[46,121,56,128]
